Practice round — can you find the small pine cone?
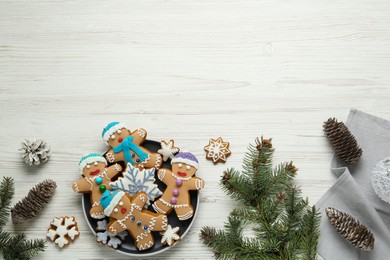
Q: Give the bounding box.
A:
[325,207,374,251]
[323,118,362,165]
[11,179,57,224]
[19,138,51,166]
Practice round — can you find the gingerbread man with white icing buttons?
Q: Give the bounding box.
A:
[72,153,122,219]
[102,122,162,170]
[152,152,205,221]
[100,190,168,251]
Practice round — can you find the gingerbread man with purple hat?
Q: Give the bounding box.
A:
[152,152,205,221]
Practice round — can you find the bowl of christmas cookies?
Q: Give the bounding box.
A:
[72,122,205,256]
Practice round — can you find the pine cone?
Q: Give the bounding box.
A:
[19,138,51,166]
[323,118,362,165]
[325,207,374,251]
[11,179,57,224]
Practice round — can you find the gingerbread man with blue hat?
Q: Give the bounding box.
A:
[72,153,122,219]
[100,190,168,251]
[102,122,162,170]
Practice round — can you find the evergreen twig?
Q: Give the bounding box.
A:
[0,177,14,228]
[0,176,46,260]
[200,137,321,259]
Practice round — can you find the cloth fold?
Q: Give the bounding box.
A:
[316,109,390,260]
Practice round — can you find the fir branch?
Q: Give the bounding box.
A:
[0,177,14,228]
[0,176,46,260]
[299,206,321,260]
[221,168,255,205]
[201,137,321,259]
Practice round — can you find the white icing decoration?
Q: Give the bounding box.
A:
[72,182,79,192]
[103,122,127,141]
[119,201,123,206]
[152,202,167,214]
[139,241,154,251]
[138,128,146,138]
[46,217,80,248]
[178,210,194,220]
[171,157,199,170]
[159,198,189,209]
[106,152,115,163]
[155,154,162,170]
[186,165,191,170]
[117,129,122,134]
[111,134,115,140]
[86,165,91,169]
[195,179,204,190]
[157,169,166,181]
[114,208,118,213]
[79,155,107,171]
[160,225,180,246]
[110,163,162,207]
[157,140,180,162]
[178,163,182,168]
[204,137,231,163]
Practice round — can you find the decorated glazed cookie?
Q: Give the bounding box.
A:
[110,163,162,207]
[152,152,205,221]
[102,122,162,170]
[96,219,128,249]
[161,225,180,246]
[100,190,168,251]
[46,216,80,248]
[158,140,180,162]
[72,153,122,219]
[204,137,231,164]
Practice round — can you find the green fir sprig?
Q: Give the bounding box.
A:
[201,137,320,260]
[0,177,46,260]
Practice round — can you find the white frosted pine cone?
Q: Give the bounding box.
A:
[19,138,51,166]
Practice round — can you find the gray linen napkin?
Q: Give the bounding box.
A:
[316,109,390,260]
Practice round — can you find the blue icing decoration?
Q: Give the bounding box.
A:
[95,177,103,185]
[102,121,121,138]
[113,136,148,164]
[100,190,120,210]
[79,152,103,165]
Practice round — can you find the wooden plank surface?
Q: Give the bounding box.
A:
[0,0,389,259]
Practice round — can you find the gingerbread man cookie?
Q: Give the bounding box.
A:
[100,190,168,251]
[72,153,122,219]
[102,122,162,170]
[152,152,205,221]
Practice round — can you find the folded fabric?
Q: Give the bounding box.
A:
[316,109,390,260]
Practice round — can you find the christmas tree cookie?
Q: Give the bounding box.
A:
[102,122,162,170]
[72,153,122,219]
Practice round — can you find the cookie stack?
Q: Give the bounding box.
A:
[72,122,205,251]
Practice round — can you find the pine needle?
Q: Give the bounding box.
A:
[200,137,321,259]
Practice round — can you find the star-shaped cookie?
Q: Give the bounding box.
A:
[160,225,180,246]
[204,137,231,164]
[157,140,180,161]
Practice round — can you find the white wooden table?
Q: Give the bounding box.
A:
[1,0,389,259]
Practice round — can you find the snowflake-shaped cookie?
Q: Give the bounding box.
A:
[46,216,80,248]
[158,140,180,162]
[204,137,231,164]
[110,163,162,207]
[96,219,127,249]
[161,225,180,246]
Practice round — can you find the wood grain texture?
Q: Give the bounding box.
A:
[0,0,389,259]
